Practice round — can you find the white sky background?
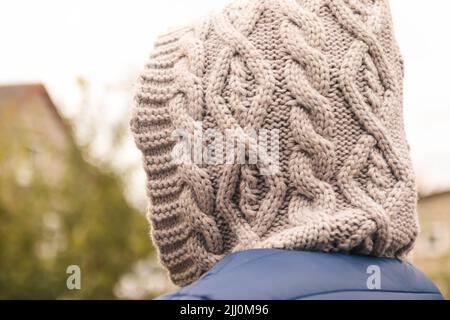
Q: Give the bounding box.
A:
[0,0,449,197]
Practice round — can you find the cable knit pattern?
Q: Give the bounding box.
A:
[207,1,287,246]
[131,0,419,286]
[281,0,336,214]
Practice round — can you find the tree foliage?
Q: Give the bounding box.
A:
[0,108,154,299]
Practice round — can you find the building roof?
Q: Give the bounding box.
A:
[0,83,72,138]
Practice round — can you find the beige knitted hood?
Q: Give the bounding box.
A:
[131,0,419,286]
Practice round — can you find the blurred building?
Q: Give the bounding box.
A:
[0,84,72,186]
[415,192,450,298]
[0,84,156,299]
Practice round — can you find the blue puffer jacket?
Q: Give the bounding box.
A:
[157,249,443,300]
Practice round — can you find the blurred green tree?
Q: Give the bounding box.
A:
[0,84,159,299]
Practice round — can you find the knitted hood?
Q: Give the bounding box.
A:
[131,0,419,286]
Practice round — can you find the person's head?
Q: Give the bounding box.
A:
[131,0,418,286]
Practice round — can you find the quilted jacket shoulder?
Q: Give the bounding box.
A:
[157,249,443,300]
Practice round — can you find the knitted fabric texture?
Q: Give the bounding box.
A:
[130,0,419,286]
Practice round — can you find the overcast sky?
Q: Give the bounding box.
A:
[1,0,449,196]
